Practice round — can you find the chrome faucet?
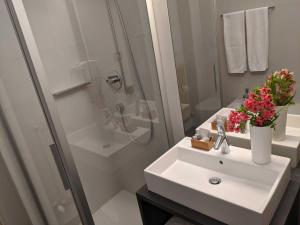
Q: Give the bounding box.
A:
[214,119,230,154]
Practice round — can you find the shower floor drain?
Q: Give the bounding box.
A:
[209,177,222,185]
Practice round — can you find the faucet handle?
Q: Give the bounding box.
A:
[216,119,226,135]
[214,118,230,154]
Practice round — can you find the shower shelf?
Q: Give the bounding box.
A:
[52,81,91,98]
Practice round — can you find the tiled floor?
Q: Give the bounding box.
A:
[92,190,142,225]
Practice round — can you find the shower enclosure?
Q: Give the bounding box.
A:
[167,0,222,136]
[0,0,169,224]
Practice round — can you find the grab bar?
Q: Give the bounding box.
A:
[52,81,91,98]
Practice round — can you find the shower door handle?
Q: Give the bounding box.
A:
[50,144,71,191]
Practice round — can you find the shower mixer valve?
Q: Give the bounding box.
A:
[106,75,121,84]
[106,72,122,90]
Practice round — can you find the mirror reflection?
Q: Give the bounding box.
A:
[167,0,300,136]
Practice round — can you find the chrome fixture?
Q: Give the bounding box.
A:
[105,0,153,145]
[209,177,222,185]
[242,88,249,101]
[115,102,138,133]
[115,102,125,114]
[214,119,230,154]
[220,5,275,17]
[106,71,122,91]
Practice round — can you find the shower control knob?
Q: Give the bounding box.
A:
[106,75,121,84]
[106,71,123,90]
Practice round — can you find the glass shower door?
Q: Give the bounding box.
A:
[7,0,170,224]
[0,0,93,224]
[167,0,222,136]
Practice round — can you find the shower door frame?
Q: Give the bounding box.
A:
[146,0,185,144]
[4,0,95,225]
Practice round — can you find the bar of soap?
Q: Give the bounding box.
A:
[201,137,210,142]
[196,128,210,138]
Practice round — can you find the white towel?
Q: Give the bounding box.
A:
[223,11,247,74]
[246,7,269,72]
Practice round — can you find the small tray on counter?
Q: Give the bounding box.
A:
[191,137,215,151]
[211,119,228,132]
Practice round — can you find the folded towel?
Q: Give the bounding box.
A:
[223,10,247,74]
[246,7,269,72]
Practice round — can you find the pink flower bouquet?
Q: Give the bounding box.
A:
[265,68,296,106]
[228,87,277,133]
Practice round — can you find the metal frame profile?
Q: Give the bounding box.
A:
[145,0,223,141]
[4,0,95,224]
[145,0,185,144]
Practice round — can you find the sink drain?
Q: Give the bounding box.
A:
[209,177,222,185]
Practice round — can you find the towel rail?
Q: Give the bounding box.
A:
[220,6,275,17]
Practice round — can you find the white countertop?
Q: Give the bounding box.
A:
[196,107,300,167]
[197,108,300,149]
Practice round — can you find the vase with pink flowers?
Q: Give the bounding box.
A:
[265,68,296,141]
[228,87,277,164]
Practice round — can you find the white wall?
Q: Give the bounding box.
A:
[22,0,98,135]
[167,0,221,126]
[189,0,217,101]
[0,154,31,225]
[168,0,201,110]
[22,0,166,132]
[216,0,300,107]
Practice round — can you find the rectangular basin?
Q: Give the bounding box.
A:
[145,138,290,225]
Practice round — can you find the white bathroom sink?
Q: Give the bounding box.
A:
[144,138,290,225]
